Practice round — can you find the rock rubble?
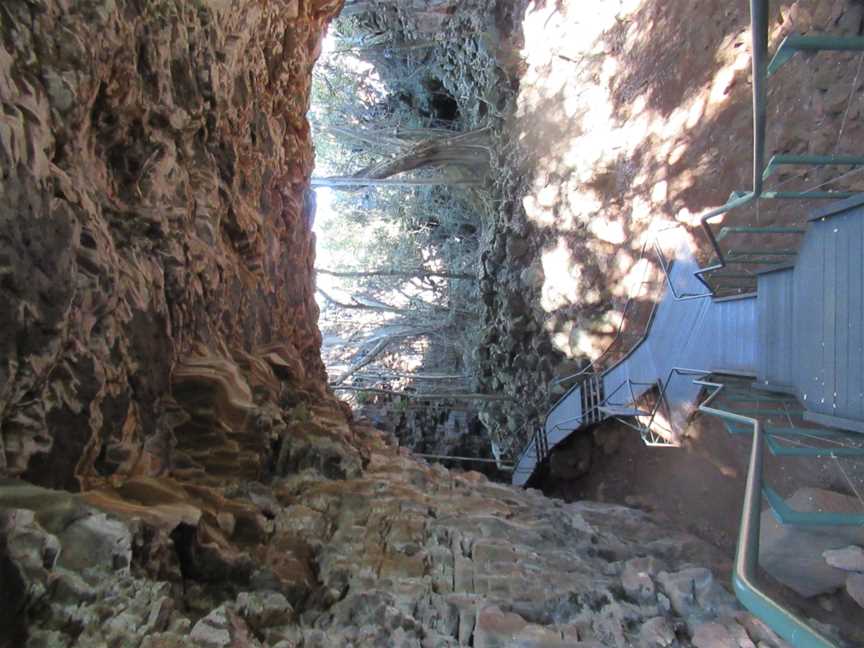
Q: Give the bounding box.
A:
[3,441,795,647]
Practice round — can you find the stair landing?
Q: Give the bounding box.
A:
[513,244,759,486]
[793,197,864,427]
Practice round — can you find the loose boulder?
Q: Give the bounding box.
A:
[759,488,864,597]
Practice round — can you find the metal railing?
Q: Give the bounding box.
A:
[539,1,864,436]
[694,376,838,648]
[515,2,864,643]
[690,4,864,298]
[547,240,659,392]
[527,371,847,641]
[524,239,687,480]
[689,5,862,644]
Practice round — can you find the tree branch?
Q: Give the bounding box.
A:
[316,267,474,280]
[330,386,508,401]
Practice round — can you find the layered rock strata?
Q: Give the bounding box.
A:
[3,418,800,647]
[0,0,335,489]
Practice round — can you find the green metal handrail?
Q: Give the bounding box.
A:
[690,2,864,298]
[688,0,767,296]
[585,361,854,645]
[685,5,860,639]
[544,361,845,645]
[694,377,838,648]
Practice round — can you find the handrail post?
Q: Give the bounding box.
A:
[693,0,770,295]
[696,378,839,648]
[751,0,770,195]
[737,419,763,584]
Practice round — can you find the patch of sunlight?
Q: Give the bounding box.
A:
[675,207,703,227]
[514,0,754,362]
[631,92,649,117]
[686,96,707,129]
[571,331,597,358]
[563,88,583,119]
[588,217,626,245]
[550,321,575,355]
[650,180,668,203]
[540,240,581,312]
[620,257,650,295]
[522,195,555,228]
[536,184,559,208]
[709,65,738,104]
[557,184,603,227]
[642,408,675,442]
[313,187,338,307]
[668,142,688,165]
[321,27,336,55]
[629,195,653,224]
[654,222,705,265]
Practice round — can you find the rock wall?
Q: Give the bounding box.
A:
[3,425,798,648]
[0,0,336,489]
[0,2,807,647]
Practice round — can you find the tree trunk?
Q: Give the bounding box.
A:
[332,40,437,56]
[330,338,392,386]
[311,128,490,190]
[353,371,467,380]
[316,267,474,280]
[310,176,480,188]
[328,324,443,385]
[351,129,490,180]
[316,288,407,314]
[338,1,376,17]
[331,386,508,401]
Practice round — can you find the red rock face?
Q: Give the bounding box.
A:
[0,0,341,489]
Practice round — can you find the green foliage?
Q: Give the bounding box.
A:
[354,390,374,405]
[392,396,409,414]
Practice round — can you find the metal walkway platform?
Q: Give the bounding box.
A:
[790,197,864,429]
[512,245,759,486]
[513,198,864,487]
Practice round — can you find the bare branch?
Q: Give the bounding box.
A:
[316,267,474,280]
[331,386,508,401]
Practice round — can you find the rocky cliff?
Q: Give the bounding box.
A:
[0,0,338,490]
[0,1,804,647]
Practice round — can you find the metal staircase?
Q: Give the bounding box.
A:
[513,3,864,646]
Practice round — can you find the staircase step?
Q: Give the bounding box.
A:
[768,34,864,75]
[722,393,795,403]
[756,268,796,388]
[719,407,803,416]
[764,486,864,526]
[793,200,864,422]
[724,422,848,438]
[765,436,864,457]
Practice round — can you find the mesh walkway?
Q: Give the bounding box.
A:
[512,243,759,486]
[514,199,864,487]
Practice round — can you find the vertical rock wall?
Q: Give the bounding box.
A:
[0,0,339,489]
